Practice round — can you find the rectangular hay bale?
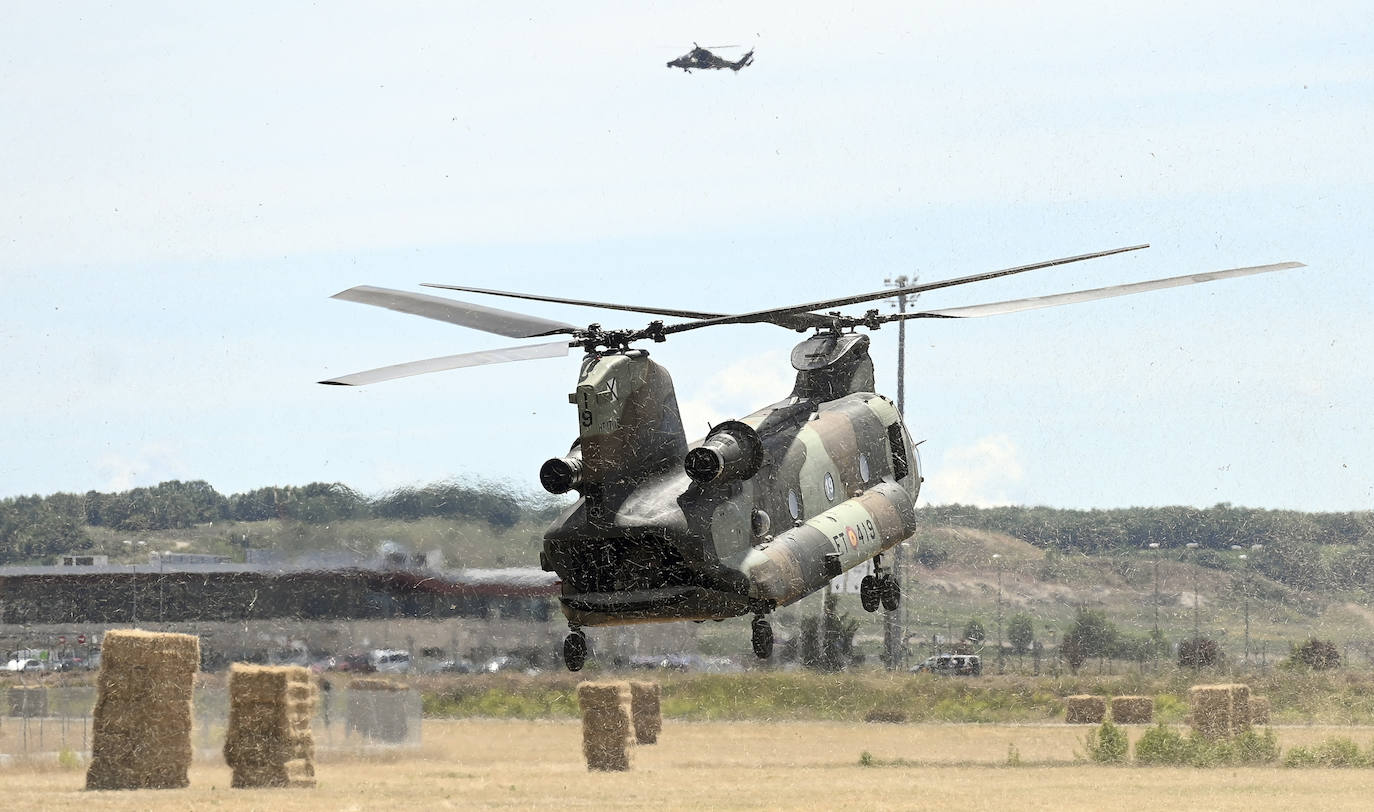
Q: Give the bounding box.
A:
[225,664,317,788]
[1228,683,1251,735]
[86,631,199,792]
[1110,696,1154,724]
[1064,695,1106,724]
[346,679,409,742]
[578,681,635,771]
[1189,684,1233,739]
[7,685,49,717]
[629,681,662,745]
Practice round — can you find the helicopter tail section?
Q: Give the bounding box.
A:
[730,50,755,71]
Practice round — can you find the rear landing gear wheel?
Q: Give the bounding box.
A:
[563,630,588,672]
[860,575,880,613]
[751,616,774,659]
[880,573,900,611]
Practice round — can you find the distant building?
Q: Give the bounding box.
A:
[59,554,109,566]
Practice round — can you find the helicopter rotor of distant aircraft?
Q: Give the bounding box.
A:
[667,42,755,73]
[321,246,1304,670]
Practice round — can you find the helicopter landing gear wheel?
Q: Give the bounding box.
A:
[860,575,881,613]
[879,573,900,611]
[751,616,774,659]
[563,629,588,672]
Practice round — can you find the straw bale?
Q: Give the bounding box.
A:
[1250,695,1271,725]
[7,685,49,717]
[231,759,316,789]
[225,664,317,788]
[92,698,193,738]
[578,681,635,771]
[1064,695,1106,724]
[863,708,907,724]
[1227,683,1251,735]
[87,758,190,790]
[1189,684,1234,739]
[346,681,409,742]
[629,681,662,744]
[349,677,403,692]
[1110,696,1154,724]
[99,629,199,672]
[86,630,198,791]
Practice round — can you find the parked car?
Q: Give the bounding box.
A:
[911,654,982,676]
[328,652,376,673]
[3,658,45,672]
[370,649,413,674]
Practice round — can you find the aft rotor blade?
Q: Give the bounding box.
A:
[894,261,1306,321]
[319,341,570,386]
[331,286,577,338]
[419,282,727,320]
[658,244,1149,336]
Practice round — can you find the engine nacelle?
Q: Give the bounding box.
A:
[684,421,763,485]
[540,444,584,494]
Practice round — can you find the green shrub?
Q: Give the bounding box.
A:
[1153,694,1187,724]
[1289,638,1341,670]
[1085,720,1129,764]
[1134,724,1190,765]
[1006,743,1022,767]
[1233,728,1281,765]
[1133,725,1278,767]
[1283,736,1365,767]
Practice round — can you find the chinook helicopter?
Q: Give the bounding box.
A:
[320,245,1303,671]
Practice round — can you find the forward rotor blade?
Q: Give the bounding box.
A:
[659,244,1149,336]
[331,286,577,338]
[895,261,1306,320]
[419,283,727,320]
[318,341,570,386]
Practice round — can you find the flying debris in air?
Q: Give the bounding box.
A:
[667,43,755,73]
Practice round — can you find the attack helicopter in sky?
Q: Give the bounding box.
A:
[321,246,1304,671]
[667,43,755,73]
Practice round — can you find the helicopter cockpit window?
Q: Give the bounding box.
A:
[787,488,801,520]
[887,422,909,481]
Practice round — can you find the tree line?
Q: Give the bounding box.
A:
[3,486,1371,583]
[0,479,563,564]
[918,503,1374,594]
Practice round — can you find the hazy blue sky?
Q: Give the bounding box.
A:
[2,2,1370,510]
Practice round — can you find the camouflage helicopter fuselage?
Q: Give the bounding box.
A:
[539,331,921,627]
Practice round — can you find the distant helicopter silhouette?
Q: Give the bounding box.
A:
[667,43,755,73]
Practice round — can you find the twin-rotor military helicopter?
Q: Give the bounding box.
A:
[321,246,1303,670]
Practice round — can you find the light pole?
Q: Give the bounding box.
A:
[1185,542,1200,671]
[1242,544,1263,665]
[882,274,917,671]
[1147,542,1160,636]
[993,553,1004,674]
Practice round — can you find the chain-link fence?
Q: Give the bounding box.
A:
[0,678,422,764]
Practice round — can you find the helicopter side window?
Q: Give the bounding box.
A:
[887,423,909,481]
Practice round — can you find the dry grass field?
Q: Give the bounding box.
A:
[4,720,1374,810]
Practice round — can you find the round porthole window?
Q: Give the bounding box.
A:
[787,489,801,519]
[858,452,870,482]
